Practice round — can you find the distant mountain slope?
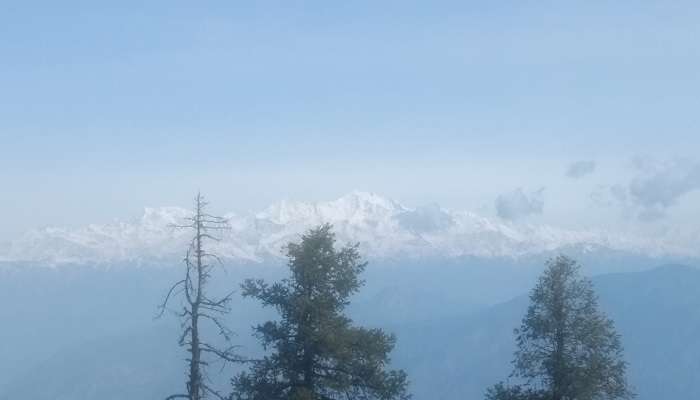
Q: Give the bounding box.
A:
[0,192,695,266]
[397,264,700,400]
[1,264,699,400]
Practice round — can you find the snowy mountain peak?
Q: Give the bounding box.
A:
[0,192,697,267]
[140,207,191,228]
[334,190,405,213]
[258,191,404,225]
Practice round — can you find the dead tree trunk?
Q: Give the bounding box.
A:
[159,193,240,400]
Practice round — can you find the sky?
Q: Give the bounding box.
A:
[1,1,700,240]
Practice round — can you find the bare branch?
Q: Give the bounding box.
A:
[155,279,186,319]
[202,383,227,400]
[201,343,243,363]
[201,290,235,308]
[165,395,190,400]
[158,193,238,400]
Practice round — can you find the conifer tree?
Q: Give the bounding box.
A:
[232,224,410,400]
[486,255,633,400]
[158,193,240,400]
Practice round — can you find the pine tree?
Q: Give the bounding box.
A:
[231,224,410,400]
[158,193,240,400]
[486,255,633,400]
[485,382,543,400]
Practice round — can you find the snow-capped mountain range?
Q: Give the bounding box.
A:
[0,192,696,266]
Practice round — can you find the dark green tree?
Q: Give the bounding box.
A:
[485,382,544,400]
[487,255,633,400]
[231,224,410,400]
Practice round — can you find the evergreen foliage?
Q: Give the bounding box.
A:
[232,224,410,400]
[487,255,633,400]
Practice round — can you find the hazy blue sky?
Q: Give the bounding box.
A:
[2,1,700,239]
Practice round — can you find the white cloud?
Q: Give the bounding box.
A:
[495,188,544,220]
[596,158,700,221]
[395,203,455,232]
[566,160,596,179]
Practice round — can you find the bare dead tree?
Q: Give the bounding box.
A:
[158,193,241,400]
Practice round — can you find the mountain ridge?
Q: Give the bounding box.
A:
[1,191,696,266]
[1,263,699,400]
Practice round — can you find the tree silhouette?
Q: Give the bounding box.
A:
[158,193,240,400]
[486,255,633,400]
[232,224,410,400]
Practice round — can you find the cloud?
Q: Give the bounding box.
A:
[395,203,455,232]
[495,188,544,220]
[566,160,596,179]
[596,158,700,221]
